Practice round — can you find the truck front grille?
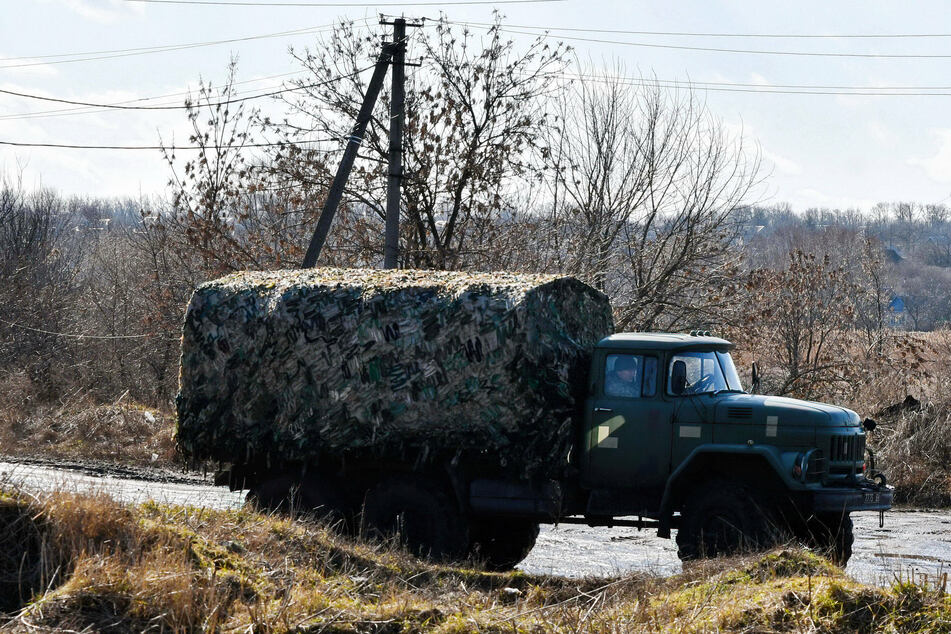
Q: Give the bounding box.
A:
[829,434,865,462]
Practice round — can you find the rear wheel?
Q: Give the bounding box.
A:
[362,476,469,561]
[245,475,299,513]
[469,519,540,571]
[245,473,350,527]
[676,481,780,561]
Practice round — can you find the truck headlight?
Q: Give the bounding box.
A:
[793,449,825,482]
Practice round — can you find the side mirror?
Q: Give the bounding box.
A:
[671,360,687,395]
[863,418,877,432]
[751,362,761,395]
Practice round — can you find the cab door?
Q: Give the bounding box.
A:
[581,352,673,494]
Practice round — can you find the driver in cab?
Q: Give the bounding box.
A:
[606,355,641,398]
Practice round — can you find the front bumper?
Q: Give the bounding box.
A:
[812,483,893,513]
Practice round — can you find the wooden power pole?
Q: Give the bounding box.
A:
[302,17,420,270]
[383,17,406,270]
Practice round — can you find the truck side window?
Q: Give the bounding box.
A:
[667,351,728,395]
[605,354,655,398]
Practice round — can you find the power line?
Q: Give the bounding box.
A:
[127,0,563,5]
[434,20,951,40]
[0,22,342,64]
[546,70,951,97]
[0,23,354,69]
[0,138,333,150]
[0,317,168,340]
[548,71,951,95]
[0,64,375,111]
[451,21,951,59]
[0,70,309,121]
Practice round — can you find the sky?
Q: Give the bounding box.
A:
[4,0,951,212]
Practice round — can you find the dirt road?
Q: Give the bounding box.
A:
[2,460,946,587]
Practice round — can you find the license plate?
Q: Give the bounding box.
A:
[863,492,880,504]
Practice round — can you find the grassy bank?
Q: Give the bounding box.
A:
[2,490,950,633]
[0,400,178,470]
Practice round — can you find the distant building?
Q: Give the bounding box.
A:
[887,296,906,328]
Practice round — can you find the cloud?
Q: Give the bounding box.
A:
[40,0,140,24]
[909,129,951,184]
[866,119,894,144]
[763,149,801,176]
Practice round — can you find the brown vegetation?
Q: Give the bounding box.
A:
[3,17,951,504]
[3,488,951,632]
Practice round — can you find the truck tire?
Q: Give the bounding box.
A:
[298,473,353,529]
[246,475,299,513]
[246,474,350,526]
[676,481,778,561]
[803,513,853,566]
[469,519,540,571]
[362,476,469,561]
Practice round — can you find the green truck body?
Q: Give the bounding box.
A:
[183,274,891,568]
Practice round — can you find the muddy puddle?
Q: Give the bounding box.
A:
[2,460,947,587]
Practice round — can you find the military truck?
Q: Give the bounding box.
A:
[179,270,891,568]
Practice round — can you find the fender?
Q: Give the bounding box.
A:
[655,444,799,538]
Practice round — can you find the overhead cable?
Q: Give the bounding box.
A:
[0,70,309,121]
[0,317,170,340]
[451,21,951,59]
[0,139,334,150]
[432,20,951,39]
[545,71,951,96]
[0,23,356,69]
[547,71,951,93]
[126,0,563,6]
[0,64,375,111]
[0,22,348,64]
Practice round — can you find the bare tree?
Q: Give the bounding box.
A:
[738,251,859,398]
[268,17,569,270]
[541,69,761,330]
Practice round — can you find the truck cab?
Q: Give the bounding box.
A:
[576,332,892,562]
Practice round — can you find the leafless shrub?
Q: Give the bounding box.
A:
[540,67,760,331]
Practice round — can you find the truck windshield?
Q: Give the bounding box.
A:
[667,350,744,395]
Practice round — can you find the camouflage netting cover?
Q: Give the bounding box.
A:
[176,268,614,476]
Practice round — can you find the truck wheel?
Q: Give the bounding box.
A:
[469,519,540,571]
[298,474,352,529]
[246,475,299,513]
[676,481,777,561]
[362,476,469,561]
[804,513,853,566]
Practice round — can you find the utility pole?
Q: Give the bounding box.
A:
[301,45,393,269]
[383,18,406,269]
[302,16,422,270]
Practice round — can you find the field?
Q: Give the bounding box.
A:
[2,488,950,633]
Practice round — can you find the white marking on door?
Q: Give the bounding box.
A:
[679,425,701,439]
[597,425,618,449]
[766,415,778,438]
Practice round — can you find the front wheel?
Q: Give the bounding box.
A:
[676,481,780,561]
[362,476,469,561]
[802,513,853,566]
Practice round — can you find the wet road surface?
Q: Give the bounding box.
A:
[2,460,947,587]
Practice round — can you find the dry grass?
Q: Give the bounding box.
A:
[0,381,177,469]
[2,490,951,633]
